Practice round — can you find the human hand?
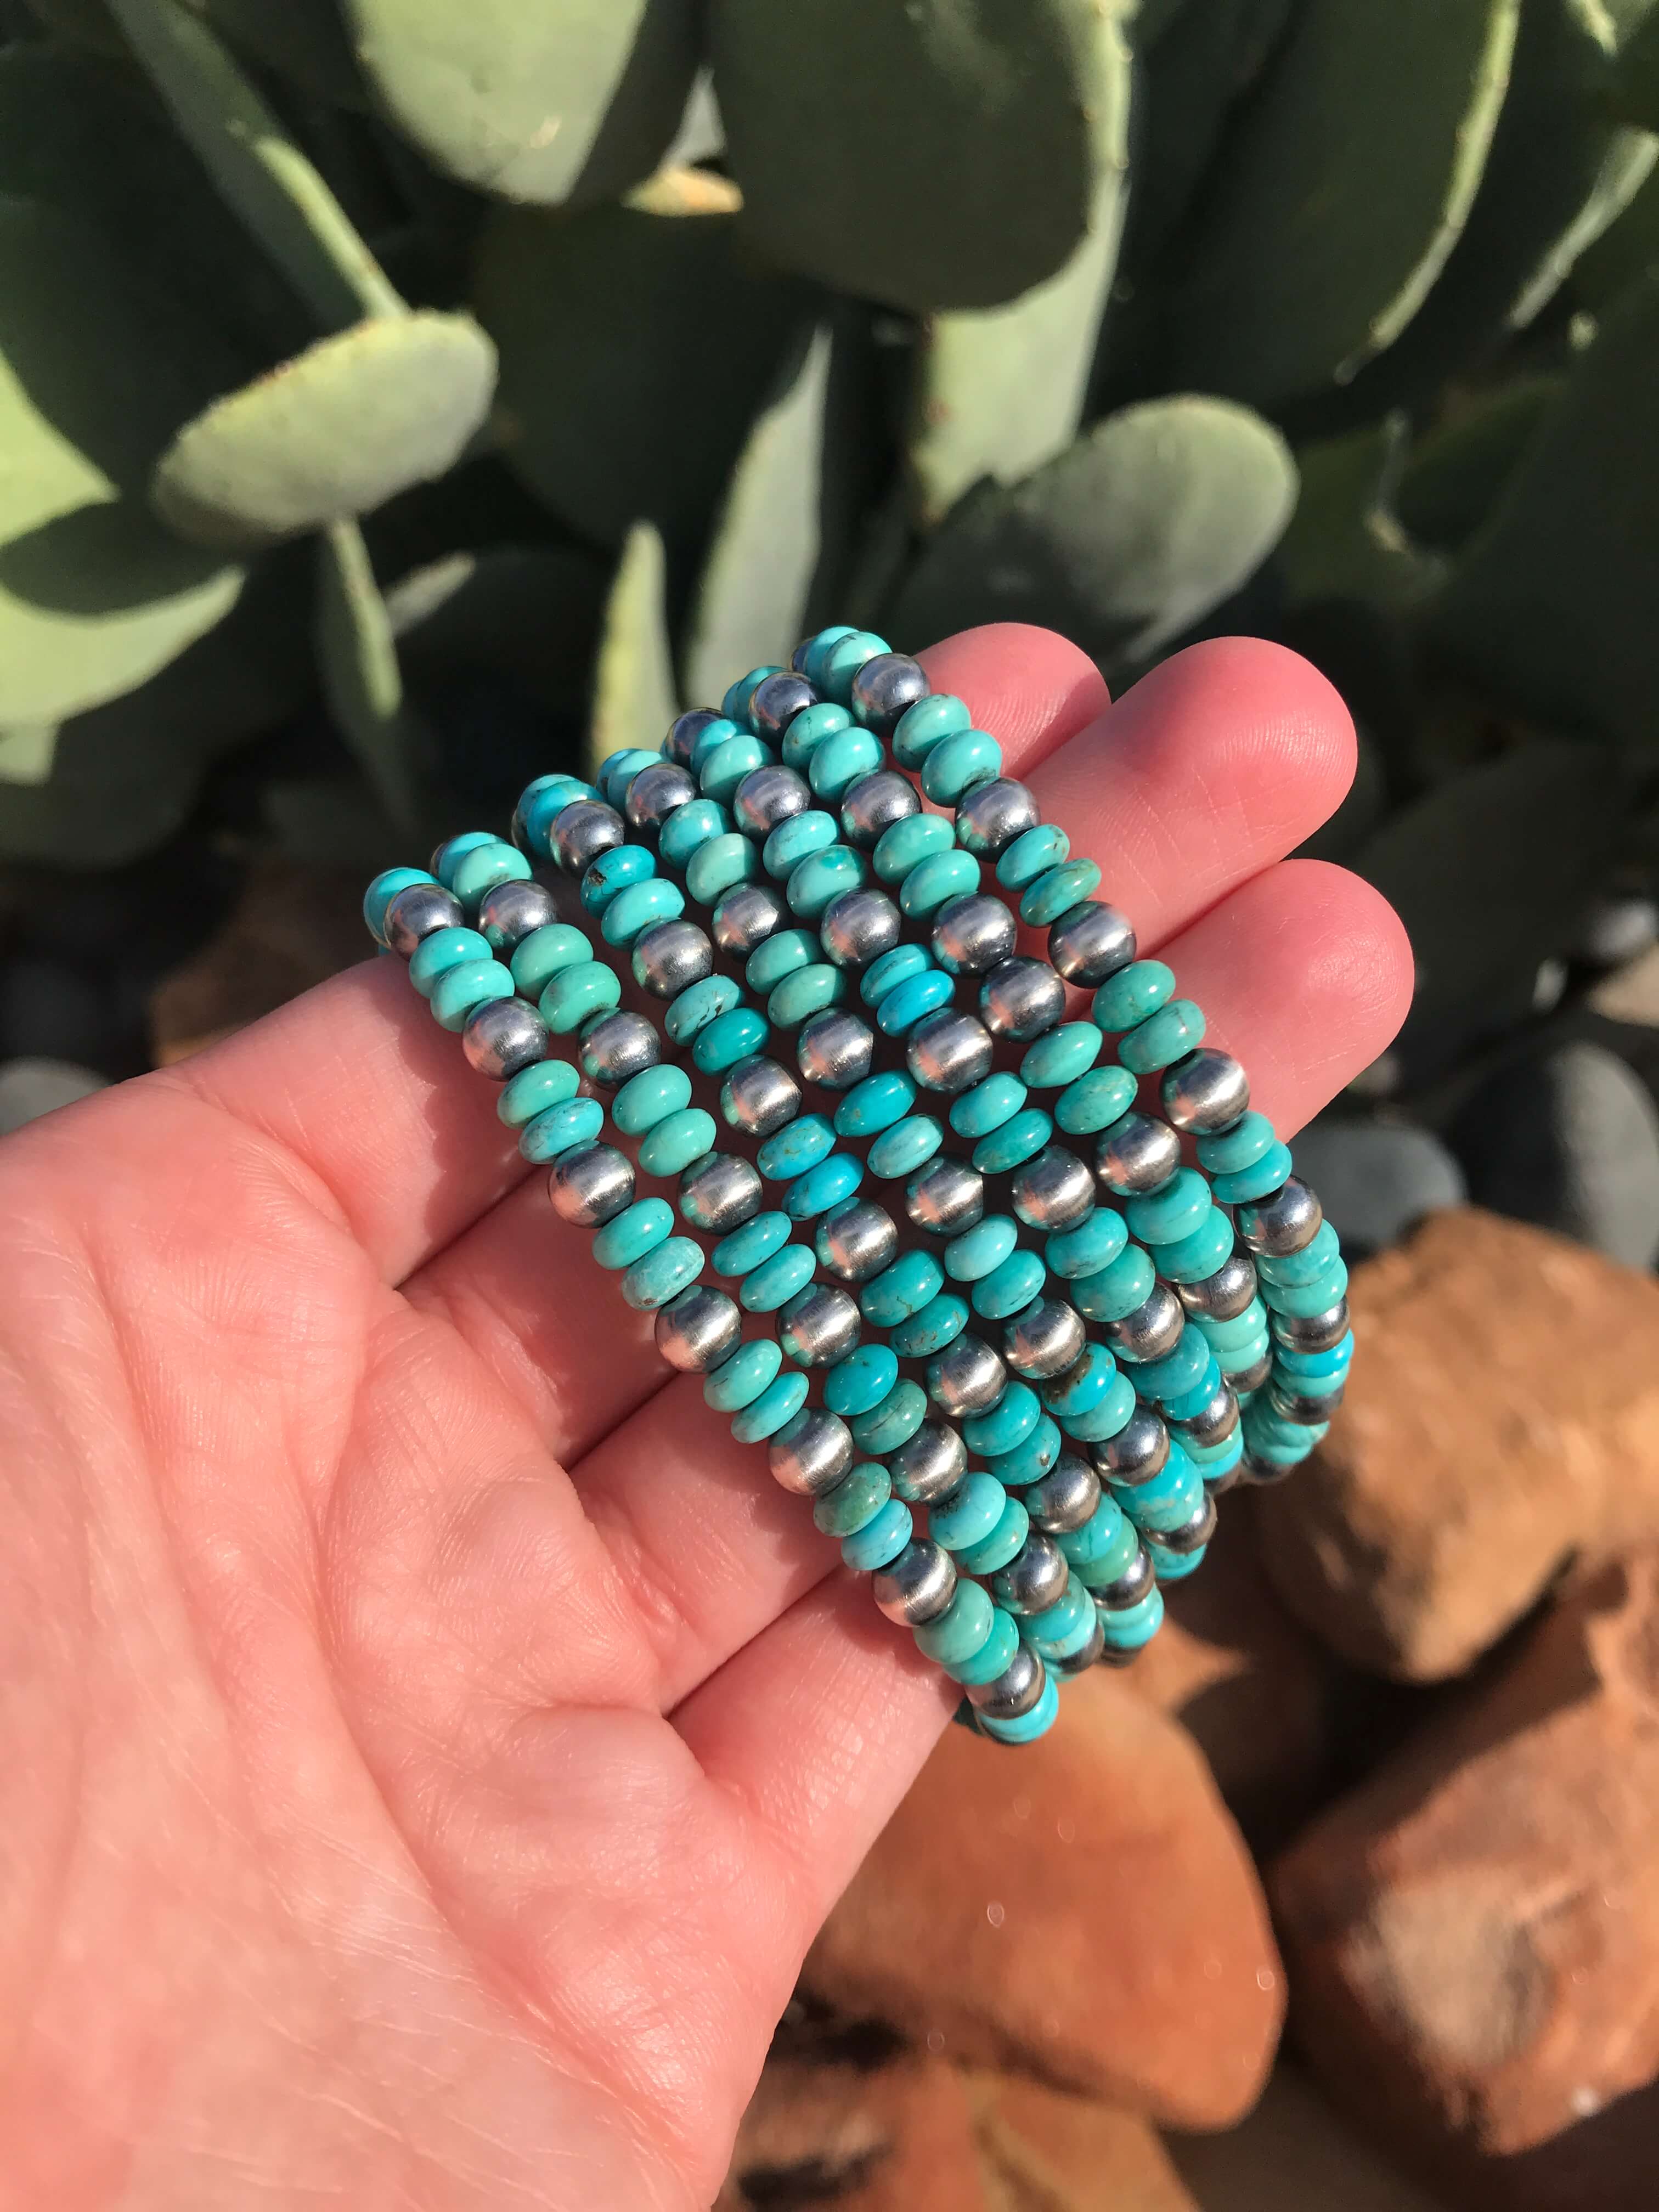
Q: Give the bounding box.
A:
[0,628,1410,2211]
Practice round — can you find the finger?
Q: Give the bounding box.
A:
[919,620,1110,771]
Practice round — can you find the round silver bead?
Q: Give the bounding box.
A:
[992,1531,1069,1616]
[839,770,919,850]
[797,1009,875,1091]
[1161,1048,1250,1134]
[713,881,787,957]
[732,763,811,838]
[1093,1404,1169,1484]
[382,878,464,956]
[1104,1283,1186,1364]
[932,893,1017,977]
[461,995,550,1081]
[849,651,929,736]
[1170,1379,1239,1450]
[679,1151,763,1235]
[578,1008,660,1087]
[1094,1113,1183,1196]
[905,1156,985,1238]
[955,777,1040,859]
[979,956,1065,1041]
[630,917,714,998]
[927,1333,1007,1418]
[1096,1542,1155,1610]
[625,760,697,834]
[749,670,818,738]
[548,1142,635,1227]
[1231,1350,1276,1395]
[721,1055,803,1137]
[816,1199,899,1283]
[551,798,625,875]
[1011,1145,1096,1233]
[1268,1378,1345,1424]
[871,1538,958,1627]
[1003,1297,1087,1380]
[966,1642,1047,1718]
[769,1407,855,1497]
[653,1284,742,1373]
[475,877,558,955]
[889,1420,969,1504]
[1048,900,1136,986]
[1051,1614,1107,1675]
[906,1008,993,1094]
[664,707,724,768]
[1271,1299,1350,1353]
[1025,1452,1100,1534]
[1176,1249,1258,1322]
[778,1283,862,1369]
[1237,1176,1323,1257]
[820,887,902,970]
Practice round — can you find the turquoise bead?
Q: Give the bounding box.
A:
[1194,1300,1269,1352]
[597,747,661,805]
[712,1211,792,1278]
[411,925,491,998]
[956,1497,1030,1577]
[972,1249,1046,1318]
[996,823,1069,891]
[765,809,839,879]
[758,1113,835,1180]
[1112,1447,1204,1532]
[1257,1221,1342,1285]
[1261,1260,1348,1317]
[890,1291,969,1358]
[785,1153,864,1219]
[1126,1166,1210,1247]
[978,1673,1061,1744]
[944,1212,1019,1282]
[1210,1142,1294,1203]
[740,1243,817,1312]
[1241,1407,1324,1464]
[498,1058,580,1127]
[658,797,730,872]
[580,843,654,913]
[450,840,531,912]
[1046,1210,1127,1279]
[1022,1577,1096,1662]
[1092,960,1176,1032]
[798,627,859,687]
[873,968,954,1037]
[1055,1064,1138,1135]
[664,973,740,1044]
[769,963,847,1028]
[1020,1022,1104,1090]
[972,1107,1053,1175]
[1195,1110,1277,1176]
[873,811,955,884]
[951,1071,1027,1139]
[807,725,883,803]
[1058,1367,1137,1442]
[693,1005,769,1074]
[747,928,819,995]
[1097,1587,1164,1652]
[430,832,496,888]
[1275,1333,1353,1383]
[866,1113,944,1180]
[1019,857,1101,927]
[893,691,972,769]
[914,1577,996,1665]
[519,778,594,855]
[686,831,760,906]
[602,876,684,947]
[592,1198,674,1271]
[949,1604,1020,1684]
[815,1462,892,1538]
[622,1237,704,1312]
[860,942,932,1006]
[1156,1206,1237,1283]
[985,1415,1060,1487]
[540,958,622,1033]
[699,733,771,805]
[1146,1535,1207,1582]
[962,1380,1040,1457]
[518,1097,605,1164]
[898,848,979,920]
[511,922,592,998]
[1060,1497,1138,1585]
[780,701,853,774]
[1165,1357,1223,1423]
[1218,1334,1270,1378]
[835,1070,916,1137]
[704,1339,783,1413]
[840,1497,912,1572]
[639,1107,716,1178]
[860,1248,944,1326]
[819,629,889,705]
[920,727,1001,804]
[823,1342,900,1418]
[613,1063,693,1136]
[689,716,742,776]
[1040,1342,1118,1421]
[929,1472,1009,1554]
[472,875,549,949]
[364,865,435,940]
[853,1380,928,1455]
[1073,1244,1155,1322]
[731,1368,811,1443]
[787,843,865,921]
[431,957,514,1031]
[723,665,782,725]
[1127,1324,1210,1398]
[1187,1430,1244,1480]
[1120,997,1206,1074]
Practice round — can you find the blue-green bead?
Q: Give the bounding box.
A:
[949,1603,1021,1684]
[972,1107,1053,1175]
[996,823,1069,891]
[693,1005,769,1075]
[962,1380,1040,1457]
[852,1380,928,1455]
[1112,1447,1204,1531]
[823,1343,900,1418]
[364,865,434,940]
[591,1197,674,1271]
[722,665,782,726]
[431,956,514,1031]
[1120,997,1206,1075]
[1257,1221,1342,1285]
[613,1063,693,1136]
[640,1107,717,1178]
[1073,1244,1156,1323]
[410,925,491,998]
[699,733,771,805]
[1210,1142,1294,1204]
[920,727,1001,805]
[1146,1535,1208,1582]
[1058,1367,1137,1442]
[860,1248,944,1327]
[498,1058,581,1127]
[893,691,972,770]
[944,1214,1019,1282]
[581,843,654,914]
[1165,1357,1224,1423]
[597,747,661,805]
[1218,1334,1271,1378]
[787,843,865,921]
[518,1097,605,1163]
[1019,858,1101,927]
[873,811,955,884]
[450,840,531,912]
[1097,1587,1164,1651]
[972,1249,1046,1319]
[430,832,496,887]
[785,1153,864,1219]
[1133,1327,1211,1404]
[539,959,621,1034]
[819,629,889,705]
[898,848,979,921]
[689,716,742,776]
[867,1113,945,1180]
[978,1672,1061,1743]
[956,1496,1030,1577]
[704,1338,783,1413]
[914,1576,996,1664]
[1022,1577,1096,1662]
[1194,1300,1269,1353]
[1046,1210,1127,1280]
[764,810,838,881]
[1241,1407,1324,1463]
[1020,1022,1104,1091]
[860,941,932,1006]
[890,1291,969,1358]
[664,973,740,1045]
[712,1210,792,1279]
[1274,1333,1353,1383]
[510,922,592,998]
[1040,1342,1118,1421]
[1261,1260,1348,1317]
[951,1072,1027,1139]
[1187,1429,1244,1479]
[602,876,684,947]
[747,927,818,995]
[815,1461,892,1537]
[686,831,760,907]
[622,1237,704,1312]
[768,963,847,1029]
[1092,960,1176,1032]
[780,701,853,773]
[519,777,595,853]
[873,968,954,1037]
[985,1415,1060,1488]
[808,726,883,804]
[1194,1111,1277,1176]
[929,1472,1009,1554]
[1156,1207,1238,1283]
[840,1496,913,1572]
[740,1243,817,1312]
[1126,1166,1210,1248]
[731,1368,811,1443]
[1054,1064,1138,1136]
[1060,1497,1139,1585]
[798,627,859,686]
[835,1070,916,1137]
[658,797,730,872]
[758,1114,835,1180]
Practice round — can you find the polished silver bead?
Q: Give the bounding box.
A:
[1204,1457,1245,1498]
[1239,1449,1295,1487]
[1051,1614,1107,1675]
[905,1155,985,1238]
[1176,1249,1258,1322]
[1003,1296,1087,1380]
[630,917,714,998]
[820,887,902,970]
[1171,1379,1239,1450]
[1096,1542,1155,1610]
[778,1283,862,1369]
[1048,900,1135,986]
[382,878,465,956]
[955,777,1039,859]
[816,1199,899,1283]
[461,995,550,1081]
[475,876,557,955]
[749,670,818,738]
[549,1142,635,1227]
[721,1055,803,1136]
[889,1420,968,1504]
[872,1537,958,1626]
[1094,1112,1183,1196]
[1161,1048,1250,1133]
[932,893,1016,977]
[1012,1146,1096,1233]
[927,1333,1007,1418]
[578,1008,659,1087]
[1270,1298,1350,1353]
[664,707,724,768]
[1104,1283,1185,1364]
[840,770,919,849]
[1231,1350,1275,1395]
[1093,1404,1169,1484]
[551,798,625,874]
[678,1150,763,1235]
[850,651,929,736]
[1024,1451,1100,1533]
[1268,1378,1345,1424]
[732,763,811,838]
[979,956,1065,1041]
[992,1530,1069,1616]
[653,1284,742,1373]
[797,1009,875,1091]
[769,1407,855,1496]
[713,881,788,957]
[906,1008,993,1094]
[625,759,697,834]
[1237,1176,1323,1256]
[966,1641,1047,1718]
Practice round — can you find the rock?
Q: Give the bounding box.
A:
[836,2061,997,2212]
[968,2072,1198,2210]
[1255,1208,1659,1680]
[804,1667,1284,2129]
[1165,2062,1447,2211]
[0,956,114,1070]
[0,1056,108,1135]
[1450,1042,1659,1270]
[1285,1115,1466,1259]
[1271,1555,1659,2211]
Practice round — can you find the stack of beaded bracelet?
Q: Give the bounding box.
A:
[363,625,1351,1748]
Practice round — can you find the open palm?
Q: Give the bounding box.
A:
[0,628,1410,2211]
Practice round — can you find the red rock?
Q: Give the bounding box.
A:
[837,2060,996,2212]
[968,2071,1198,2209]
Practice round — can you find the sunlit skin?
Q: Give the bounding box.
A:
[0,628,1410,2210]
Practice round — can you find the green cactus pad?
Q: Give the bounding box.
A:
[317,520,425,833]
[590,523,678,780]
[1395,377,1562,551]
[1279,419,1447,610]
[710,0,1132,313]
[151,312,498,550]
[1167,0,1520,411]
[889,397,1296,675]
[343,0,699,207]
[20,0,126,49]
[0,723,60,788]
